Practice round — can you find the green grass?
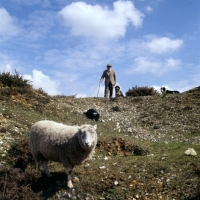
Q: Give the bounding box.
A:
[0,83,200,199]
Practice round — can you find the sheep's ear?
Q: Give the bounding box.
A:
[93,124,97,130]
[76,126,80,131]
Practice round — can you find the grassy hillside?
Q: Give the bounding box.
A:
[0,81,200,199]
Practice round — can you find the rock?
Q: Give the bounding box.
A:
[99,166,106,169]
[114,181,118,185]
[184,148,197,156]
[72,177,80,184]
[153,125,159,129]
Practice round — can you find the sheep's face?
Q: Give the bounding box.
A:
[78,125,97,149]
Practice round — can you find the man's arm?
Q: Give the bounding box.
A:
[113,71,116,85]
[100,71,105,83]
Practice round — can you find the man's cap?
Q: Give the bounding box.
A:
[107,64,112,67]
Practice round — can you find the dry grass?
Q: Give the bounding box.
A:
[0,85,200,199]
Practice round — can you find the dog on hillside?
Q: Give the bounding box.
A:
[115,85,124,97]
[161,87,180,94]
[84,108,100,121]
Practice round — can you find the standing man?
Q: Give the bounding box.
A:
[100,64,116,98]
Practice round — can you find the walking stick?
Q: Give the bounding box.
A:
[97,82,100,97]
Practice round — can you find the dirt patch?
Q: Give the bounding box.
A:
[0,167,41,200]
[7,140,33,171]
[97,137,150,156]
[0,138,150,199]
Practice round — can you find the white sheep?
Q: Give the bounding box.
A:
[29,120,97,188]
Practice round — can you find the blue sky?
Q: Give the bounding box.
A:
[0,0,199,97]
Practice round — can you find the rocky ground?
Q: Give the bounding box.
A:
[0,86,200,199]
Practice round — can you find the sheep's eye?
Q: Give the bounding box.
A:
[91,131,95,135]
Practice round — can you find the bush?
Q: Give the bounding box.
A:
[0,70,31,88]
[125,85,158,97]
[37,87,49,96]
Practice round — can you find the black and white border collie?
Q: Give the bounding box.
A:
[161,87,180,94]
[84,108,100,121]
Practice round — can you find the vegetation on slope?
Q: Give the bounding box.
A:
[0,72,200,199]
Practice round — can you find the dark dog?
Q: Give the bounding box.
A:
[115,85,124,97]
[84,108,100,121]
[161,87,180,94]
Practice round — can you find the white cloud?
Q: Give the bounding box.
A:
[166,57,181,67]
[59,1,144,40]
[131,57,160,74]
[151,85,161,93]
[5,64,12,71]
[145,6,153,13]
[146,37,183,54]
[24,70,61,96]
[0,53,22,72]
[21,10,56,41]
[130,57,181,75]
[0,8,21,36]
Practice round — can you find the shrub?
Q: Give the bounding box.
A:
[37,87,49,96]
[125,85,158,97]
[0,70,31,88]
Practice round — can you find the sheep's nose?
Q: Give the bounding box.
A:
[85,142,91,147]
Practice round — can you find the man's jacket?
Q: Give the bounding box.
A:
[101,69,116,86]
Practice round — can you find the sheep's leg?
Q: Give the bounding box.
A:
[42,159,52,177]
[66,167,73,188]
[33,155,40,171]
[35,161,40,171]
